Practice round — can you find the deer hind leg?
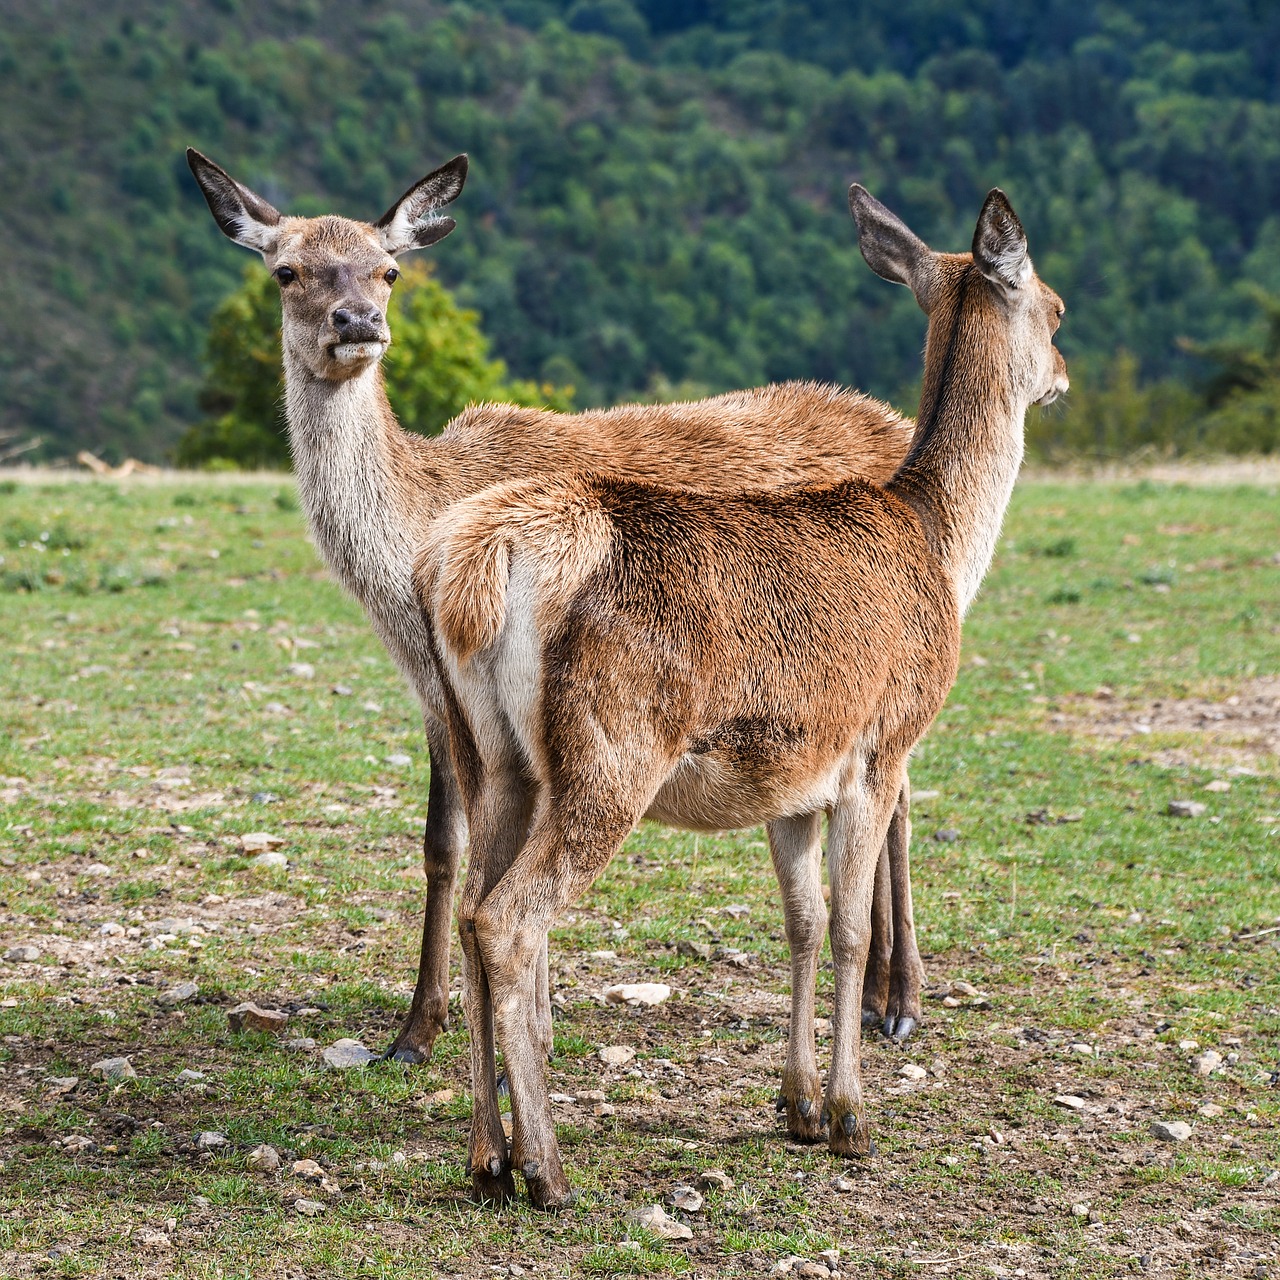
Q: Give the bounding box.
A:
[477,786,649,1211]
[383,719,468,1064]
[824,764,903,1158]
[883,775,924,1042]
[457,765,537,1204]
[767,812,826,1142]
[860,835,893,1031]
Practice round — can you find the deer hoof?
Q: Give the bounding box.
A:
[526,1172,576,1211]
[861,1007,884,1028]
[890,1015,918,1043]
[469,1160,516,1205]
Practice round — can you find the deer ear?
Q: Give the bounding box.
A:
[972,189,1031,292]
[186,148,282,254]
[849,184,938,307]
[376,155,468,256]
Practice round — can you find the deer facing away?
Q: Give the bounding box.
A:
[419,185,1068,1209]
[183,149,930,1069]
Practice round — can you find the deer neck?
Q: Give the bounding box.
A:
[281,351,421,604]
[888,268,1026,616]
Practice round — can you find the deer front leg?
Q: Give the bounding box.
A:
[824,769,902,1158]
[883,776,924,1042]
[383,721,467,1064]
[767,812,826,1142]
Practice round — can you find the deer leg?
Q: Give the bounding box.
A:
[767,812,826,1142]
[477,788,646,1211]
[883,776,924,1042]
[382,719,467,1064]
[860,835,893,1031]
[824,767,902,1158]
[457,767,536,1205]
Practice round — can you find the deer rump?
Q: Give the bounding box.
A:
[422,472,959,828]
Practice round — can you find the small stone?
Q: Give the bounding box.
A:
[287,662,315,679]
[1069,1043,1094,1057]
[770,1258,807,1277]
[61,1134,96,1152]
[933,828,961,843]
[549,1092,577,1105]
[228,1003,289,1034]
[1071,1201,1090,1218]
[1178,1038,1199,1051]
[1053,1095,1086,1111]
[83,863,113,877]
[385,753,412,767]
[294,1198,326,1216]
[603,982,671,1007]
[196,1131,227,1151]
[99,922,125,936]
[284,1037,317,1051]
[251,851,289,869]
[176,1068,205,1083]
[599,1045,636,1067]
[137,1228,172,1250]
[159,982,200,1007]
[46,1076,80,1094]
[696,1169,734,1192]
[676,940,713,960]
[1203,779,1231,792]
[818,1250,840,1270]
[292,1158,325,1179]
[1190,1050,1223,1076]
[796,1265,831,1279]
[322,1038,378,1069]
[330,685,353,696]
[247,1143,280,1172]
[90,1056,136,1081]
[898,1063,928,1082]
[426,1087,455,1105]
[667,1185,704,1213]
[251,791,279,804]
[1166,800,1207,818]
[239,832,285,852]
[948,980,981,998]
[1151,1119,1192,1143]
[632,1204,693,1240]
[1197,1103,1225,1118]
[5,945,41,963]
[830,1175,856,1193]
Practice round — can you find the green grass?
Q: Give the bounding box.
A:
[0,470,1277,1278]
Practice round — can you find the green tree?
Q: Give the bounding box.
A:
[177,263,573,469]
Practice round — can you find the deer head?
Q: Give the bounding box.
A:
[186,150,467,383]
[849,185,1069,410]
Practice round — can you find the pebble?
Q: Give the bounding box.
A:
[322,1038,378,1069]
[385,754,412,767]
[247,1144,280,1172]
[667,1185,704,1213]
[285,1037,317,1051]
[697,1169,734,1192]
[239,832,285,853]
[1068,1043,1094,1057]
[137,1228,172,1250]
[294,1198,326,1216]
[548,1092,577,1105]
[228,1002,289,1034]
[1151,1119,1193,1143]
[1204,779,1231,793]
[83,863,113,877]
[632,1204,692,1240]
[1197,1103,1226,1118]
[830,1175,856,1193]
[159,982,200,1007]
[330,685,353,696]
[287,662,315,679]
[46,1076,80,1094]
[251,851,289,869]
[948,980,981,998]
[933,828,961,843]
[603,982,671,1007]
[898,1063,928,1082]
[292,1158,325,1179]
[676,940,713,960]
[90,1056,136,1081]
[1053,1094,1086,1111]
[770,1258,808,1277]
[196,1131,228,1150]
[1191,1050,1223,1076]
[5,945,41,963]
[61,1134,96,1152]
[99,922,125,936]
[1166,800,1207,818]
[1071,1201,1090,1218]
[251,791,279,804]
[176,1069,205,1083]
[599,1045,636,1067]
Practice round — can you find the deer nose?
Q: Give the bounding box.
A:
[331,305,383,337]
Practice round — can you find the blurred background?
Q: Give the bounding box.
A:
[3,0,1280,467]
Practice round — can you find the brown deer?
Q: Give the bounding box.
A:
[184,150,928,1066]
[419,185,1067,1209]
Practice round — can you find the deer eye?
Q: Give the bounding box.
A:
[274,266,297,286]
[385,267,400,284]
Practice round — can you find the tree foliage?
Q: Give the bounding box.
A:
[177,263,572,468]
[4,1,1280,459]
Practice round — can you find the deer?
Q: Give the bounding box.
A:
[183,149,931,1070]
[418,184,1067,1209]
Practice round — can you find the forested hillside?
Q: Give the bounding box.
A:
[4,0,1280,461]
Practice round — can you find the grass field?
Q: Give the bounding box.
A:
[0,468,1277,1279]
